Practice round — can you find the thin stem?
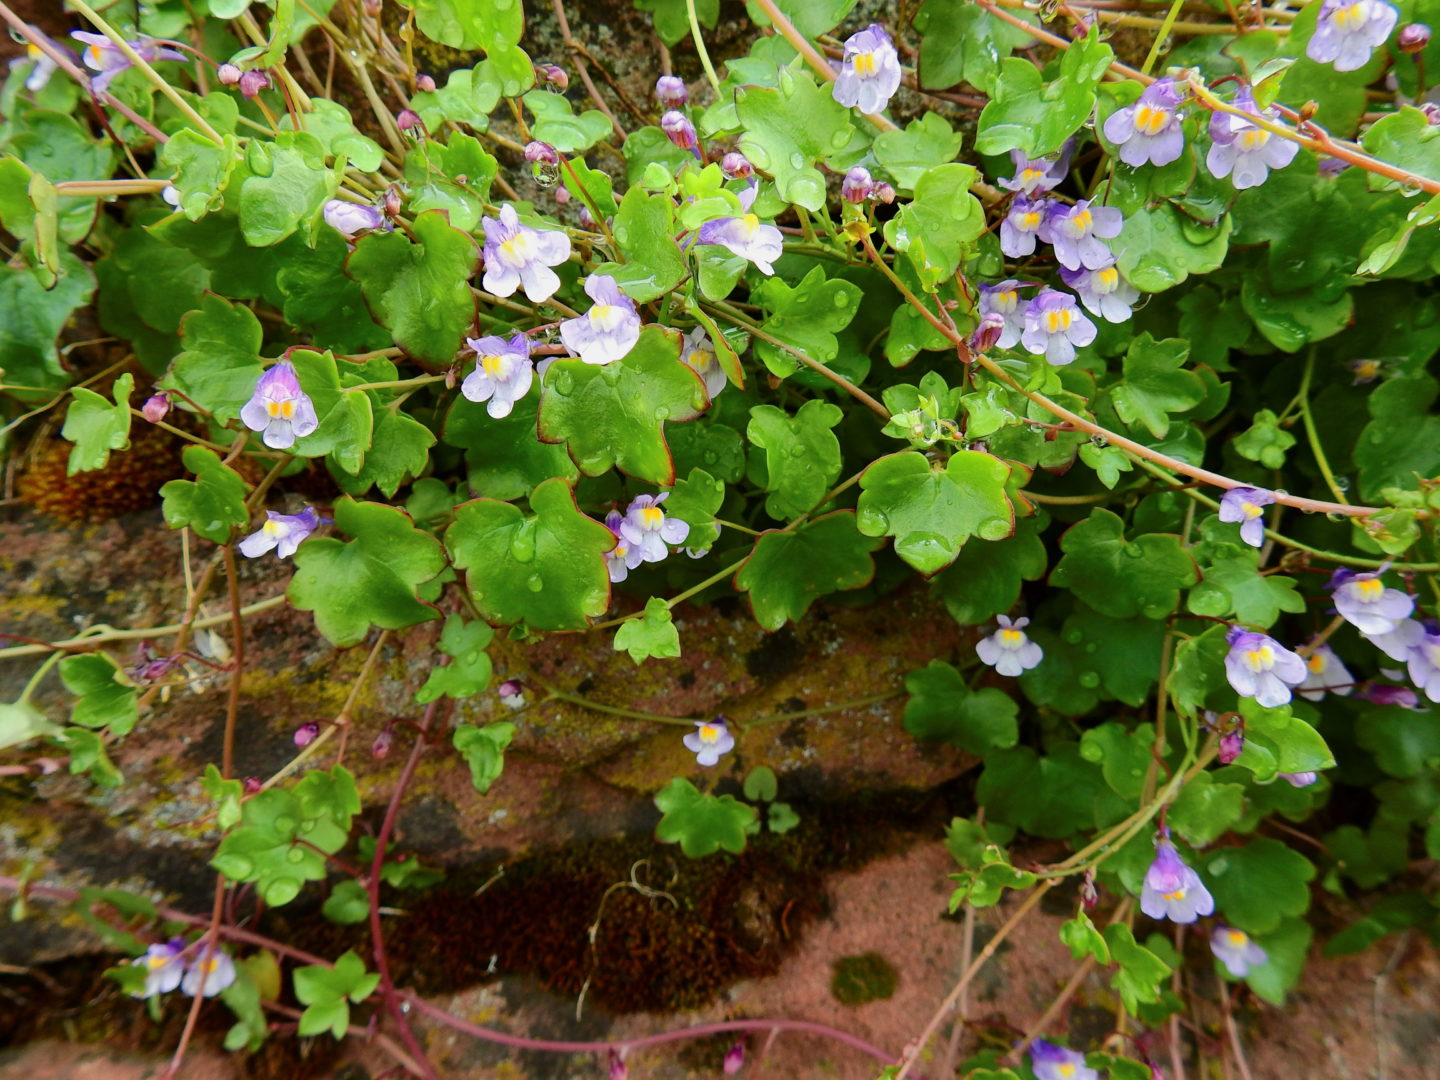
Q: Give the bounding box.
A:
[686,0,723,95]
[975,0,1149,80]
[739,689,903,730]
[1140,0,1187,75]
[537,685,698,726]
[0,596,287,661]
[550,0,628,142]
[1299,349,1350,506]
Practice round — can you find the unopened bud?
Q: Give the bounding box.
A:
[384,184,403,218]
[1218,728,1244,765]
[723,1040,745,1075]
[1298,100,1318,123]
[873,181,897,204]
[969,312,1006,355]
[294,722,320,748]
[655,75,687,108]
[396,108,424,133]
[554,185,571,204]
[660,109,697,150]
[217,62,242,86]
[243,776,262,794]
[608,1050,628,1080]
[238,68,271,99]
[537,63,569,90]
[499,679,526,708]
[721,151,753,179]
[578,204,596,229]
[372,725,395,759]
[415,72,437,93]
[841,166,874,204]
[142,392,171,423]
[524,140,559,164]
[1399,22,1431,53]
[1079,868,1098,910]
[1422,101,1440,125]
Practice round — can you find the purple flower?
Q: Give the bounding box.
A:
[1280,771,1319,787]
[680,326,727,399]
[661,109,697,150]
[1361,682,1421,708]
[655,75,687,107]
[240,360,319,449]
[1218,727,1245,765]
[977,279,1030,349]
[72,31,185,95]
[603,510,644,583]
[218,62,241,85]
[481,204,572,304]
[842,166,875,204]
[462,333,533,419]
[998,143,1073,195]
[721,152,753,179]
[1406,623,1440,702]
[832,24,902,116]
[1038,200,1124,271]
[1057,260,1139,324]
[1206,88,1300,190]
[294,722,320,747]
[1000,197,1051,258]
[20,43,58,93]
[1297,642,1354,701]
[695,183,784,275]
[620,493,690,563]
[684,717,735,766]
[970,312,1007,354]
[238,506,325,559]
[1307,0,1399,72]
[1211,925,1268,977]
[1399,21,1431,51]
[976,615,1044,676]
[1020,289,1096,366]
[142,392,171,424]
[524,140,559,164]
[1029,1038,1099,1080]
[1224,627,1308,708]
[130,938,188,998]
[180,948,236,997]
[1328,567,1414,635]
[722,1039,746,1075]
[560,274,642,365]
[1365,616,1425,661]
[1217,486,1276,548]
[498,679,526,708]
[608,1049,629,1080]
[322,198,386,239]
[1103,78,1186,167]
[1140,837,1214,923]
[238,68,271,99]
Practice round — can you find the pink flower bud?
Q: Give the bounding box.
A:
[873,181,897,204]
[217,62,242,86]
[607,1050,628,1080]
[396,109,424,132]
[537,63,569,90]
[841,166,874,203]
[655,75,687,108]
[238,69,271,99]
[294,722,320,748]
[372,726,395,759]
[968,312,1006,354]
[384,185,403,218]
[723,1040,745,1075]
[1218,728,1244,765]
[1399,22,1431,53]
[721,151,753,179]
[498,679,523,697]
[578,204,597,229]
[242,776,262,794]
[416,73,437,93]
[554,186,572,204]
[1080,868,1099,910]
[142,392,171,423]
[660,110,697,150]
[524,140,559,164]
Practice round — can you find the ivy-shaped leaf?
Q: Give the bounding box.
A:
[453,721,516,794]
[1104,923,1172,1013]
[752,266,861,378]
[239,132,338,247]
[1049,508,1199,619]
[59,654,138,736]
[160,295,264,423]
[294,951,380,1040]
[524,89,612,154]
[882,163,985,289]
[654,777,757,857]
[288,349,374,474]
[665,467,725,552]
[902,660,1019,754]
[160,446,249,544]
[594,186,687,302]
[1188,557,1305,628]
[735,68,855,211]
[931,514,1047,625]
[1233,407,1297,469]
[62,372,133,475]
[158,127,239,221]
[872,113,965,191]
[337,407,436,499]
[1109,334,1206,439]
[734,511,882,630]
[747,400,843,521]
[974,26,1113,156]
[1202,838,1315,935]
[614,597,682,663]
[416,614,494,702]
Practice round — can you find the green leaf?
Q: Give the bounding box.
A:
[285,349,375,474]
[915,1,1036,94]
[950,859,1036,909]
[974,27,1113,156]
[1202,837,1315,934]
[902,660,1019,754]
[1245,916,1313,1005]
[1169,624,1231,717]
[596,186,687,302]
[746,0,857,36]
[882,164,985,288]
[1079,722,1155,800]
[1354,376,1440,501]
[747,400,843,520]
[743,765,779,802]
[288,498,445,647]
[6,111,112,243]
[1356,703,1440,778]
[297,999,349,1040]
[160,295,264,423]
[1060,912,1110,963]
[977,743,1123,838]
[665,467,725,552]
[445,476,616,629]
[410,66,498,132]
[1232,407,1296,469]
[1049,509,1198,619]
[1110,201,1232,292]
[281,98,384,173]
[339,408,436,499]
[444,393,579,500]
[654,777,758,857]
[523,89,611,154]
[201,764,243,830]
[767,801,800,833]
[0,256,95,404]
[61,373,133,475]
[856,450,1015,575]
[159,128,239,221]
[538,325,707,486]
[1109,334,1205,439]
[61,728,122,786]
[931,514,1047,624]
[1241,275,1354,352]
[405,134,499,230]
[407,0,526,59]
[1188,557,1305,628]
[872,114,964,190]
[735,68,856,211]
[348,210,479,364]
[1168,772,1246,846]
[59,654,138,736]
[416,614,494,703]
[452,721,516,794]
[1104,923,1171,1013]
[1360,107,1440,192]
[614,597,682,663]
[159,446,249,544]
[635,0,718,44]
[1241,699,1335,776]
[752,266,861,378]
[239,132,338,246]
[294,951,379,1040]
[735,511,882,630]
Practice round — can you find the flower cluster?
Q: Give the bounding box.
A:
[1306,0,1399,71]
[130,939,237,999]
[603,493,690,583]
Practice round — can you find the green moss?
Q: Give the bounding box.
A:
[830,951,898,1005]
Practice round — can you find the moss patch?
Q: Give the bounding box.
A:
[830,951,899,1005]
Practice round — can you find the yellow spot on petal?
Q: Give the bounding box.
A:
[262,520,281,536]
[1355,578,1384,601]
[1044,308,1073,334]
[87,44,105,65]
[1227,929,1248,947]
[1135,103,1170,136]
[1070,208,1093,232]
[1096,267,1119,291]
[994,289,1017,311]
[1244,645,1275,672]
[1238,128,1269,152]
[853,51,877,76]
[640,506,664,529]
[1021,211,1041,229]
[1021,167,1043,183]
[1163,889,1187,901]
[1333,2,1367,29]
[1241,501,1264,519]
[1307,652,1327,672]
[481,353,505,377]
[1059,1066,1077,1079]
[147,955,169,969]
[698,724,720,743]
[999,628,1024,646]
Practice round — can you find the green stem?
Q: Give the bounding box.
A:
[686,0,722,96]
[0,596,288,662]
[1139,0,1186,76]
[1299,348,1351,506]
[536,684,697,726]
[738,689,904,730]
[16,651,66,705]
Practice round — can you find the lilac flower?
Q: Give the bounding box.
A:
[1280,771,1319,787]
[721,152,753,179]
[608,1049,629,1080]
[560,274,642,364]
[498,679,526,708]
[294,722,320,747]
[998,144,1073,195]
[832,24,902,116]
[372,725,395,759]
[661,110,698,151]
[842,166,875,204]
[1057,261,1140,324]
[1211,926,1268,978]
[603,511,644,583]
[1206,88,1300,190]
[481,204,571,304]
[695,183,784,275]
[655,75,687,108]
[217,62,241,85]
[181,948,236,998]
[1406,623,1440,702]
[130,938,187,998]
[1102,78,1186,167]
[1399,22,1431,51]
[1224,627,1308,708]
[462,333,534,419]
[684,717,735,766]
[976,615,1044,676]
[1000,197,1051,258]
[680,326,727,399]
[977,280,1030,349]
[1217,486,1276,548]
[1365,616,1425,661]
[72,31,186,95]
[1349,358,1384,384]
[1140,837,1214,923]
[1029,1039,1099,1080]
[1020,289,1096,366]
[1039,200,1124,271]
[1328,567,1414,635]
[240,361,319,449]
[238,507,325,559]
[1297,642,1354,701]
[1306,0,1399,72]
[722,1040,746,1075]
[620,493,690,563]
[20,43,58,93]
[523,140,559,164]
[322,198,386,240]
